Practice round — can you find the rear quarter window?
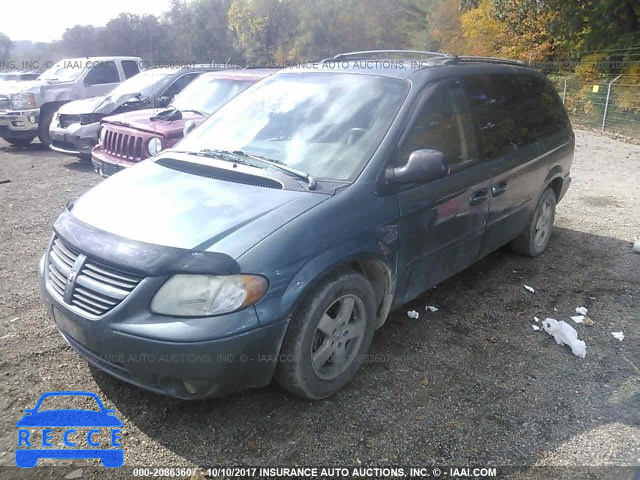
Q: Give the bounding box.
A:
[517,75,569,141]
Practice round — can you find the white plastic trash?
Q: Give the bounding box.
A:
[407,310,420,319]
[612,332,625,341]
[542,318,587,358]
[576,307,588,315]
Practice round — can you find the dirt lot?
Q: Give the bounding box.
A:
[0,130,638,479]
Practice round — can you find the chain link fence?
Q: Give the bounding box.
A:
[546,73,640,139]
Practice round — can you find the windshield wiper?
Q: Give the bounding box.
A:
[231,150,317,190]
[183,149,316,190]
[186,148,259,168]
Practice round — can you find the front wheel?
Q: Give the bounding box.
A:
[510,187,556,256]
[38,108,56,148]
[275,269,377,400]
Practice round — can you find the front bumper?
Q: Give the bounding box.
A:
[50,120,99,156]
[38,254,289,400]
[91,147,134,177]
[0,108,40,137]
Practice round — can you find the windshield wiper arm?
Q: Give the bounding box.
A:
[186,148,259,168]
[232,151,317,190]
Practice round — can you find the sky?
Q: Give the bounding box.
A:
[2,0,173,43]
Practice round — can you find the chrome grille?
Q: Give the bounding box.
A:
[46,236,144,318]
[102,127,145,161]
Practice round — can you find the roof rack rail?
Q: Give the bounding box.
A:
[322,50,453,63]
[452,56,527,67]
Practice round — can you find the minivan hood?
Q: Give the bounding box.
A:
[58,96,107,115]
[70,157,329,258]
[102,109,206,137]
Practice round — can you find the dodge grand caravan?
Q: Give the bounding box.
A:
[38,51,574,400]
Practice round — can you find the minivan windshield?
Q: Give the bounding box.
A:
[171,76,255,115]
[107,68,175,100]
[177,72,409,181]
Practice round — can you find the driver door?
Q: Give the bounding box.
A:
[395,80,491,304]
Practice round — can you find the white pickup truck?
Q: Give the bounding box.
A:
[0,56,141,147]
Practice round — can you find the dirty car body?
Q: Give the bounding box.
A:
[39,52,574,400]
[91,69,274,177]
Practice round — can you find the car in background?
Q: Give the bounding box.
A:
[0,57,141,147]
[91,69,275,177]
[0,71,40,82]
[50,64,229,161]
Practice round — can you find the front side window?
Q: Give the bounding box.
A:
[84,61,120,86]
[397,83,478,171]
[177,73,409,181]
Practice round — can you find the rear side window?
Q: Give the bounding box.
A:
[518,75,569,140]
[464,74,528,160]
[84,61,120,85]
[122,60,140,79]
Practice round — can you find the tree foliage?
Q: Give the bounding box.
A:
[1,0,636,72]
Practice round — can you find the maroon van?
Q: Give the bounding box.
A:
[91,69,274,177]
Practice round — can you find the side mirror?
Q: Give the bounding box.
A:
[385,149,448,184]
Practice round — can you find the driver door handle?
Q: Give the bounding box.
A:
[469,188,489,206]
[492,182,508,197]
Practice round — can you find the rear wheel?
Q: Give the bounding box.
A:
[275,270,376,400]
[510,187,556,256]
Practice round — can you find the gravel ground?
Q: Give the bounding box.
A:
[0,130,638,479]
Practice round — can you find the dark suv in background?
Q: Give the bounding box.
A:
[50,64,229,160]
[38,51,573,401]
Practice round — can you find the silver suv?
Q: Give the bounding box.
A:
[0,57,141,147]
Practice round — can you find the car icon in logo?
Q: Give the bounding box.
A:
[16,391,123,468]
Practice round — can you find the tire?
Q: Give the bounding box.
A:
[77,153,92,162]
[275,269,377,400]
[5,137,35,147]
[510,187,556,257]
[38,107,56,148]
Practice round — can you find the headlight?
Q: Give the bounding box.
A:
[150,274,268,317]
[147,137,163,156]
[98,127,106,145]
[10,93,36,110]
